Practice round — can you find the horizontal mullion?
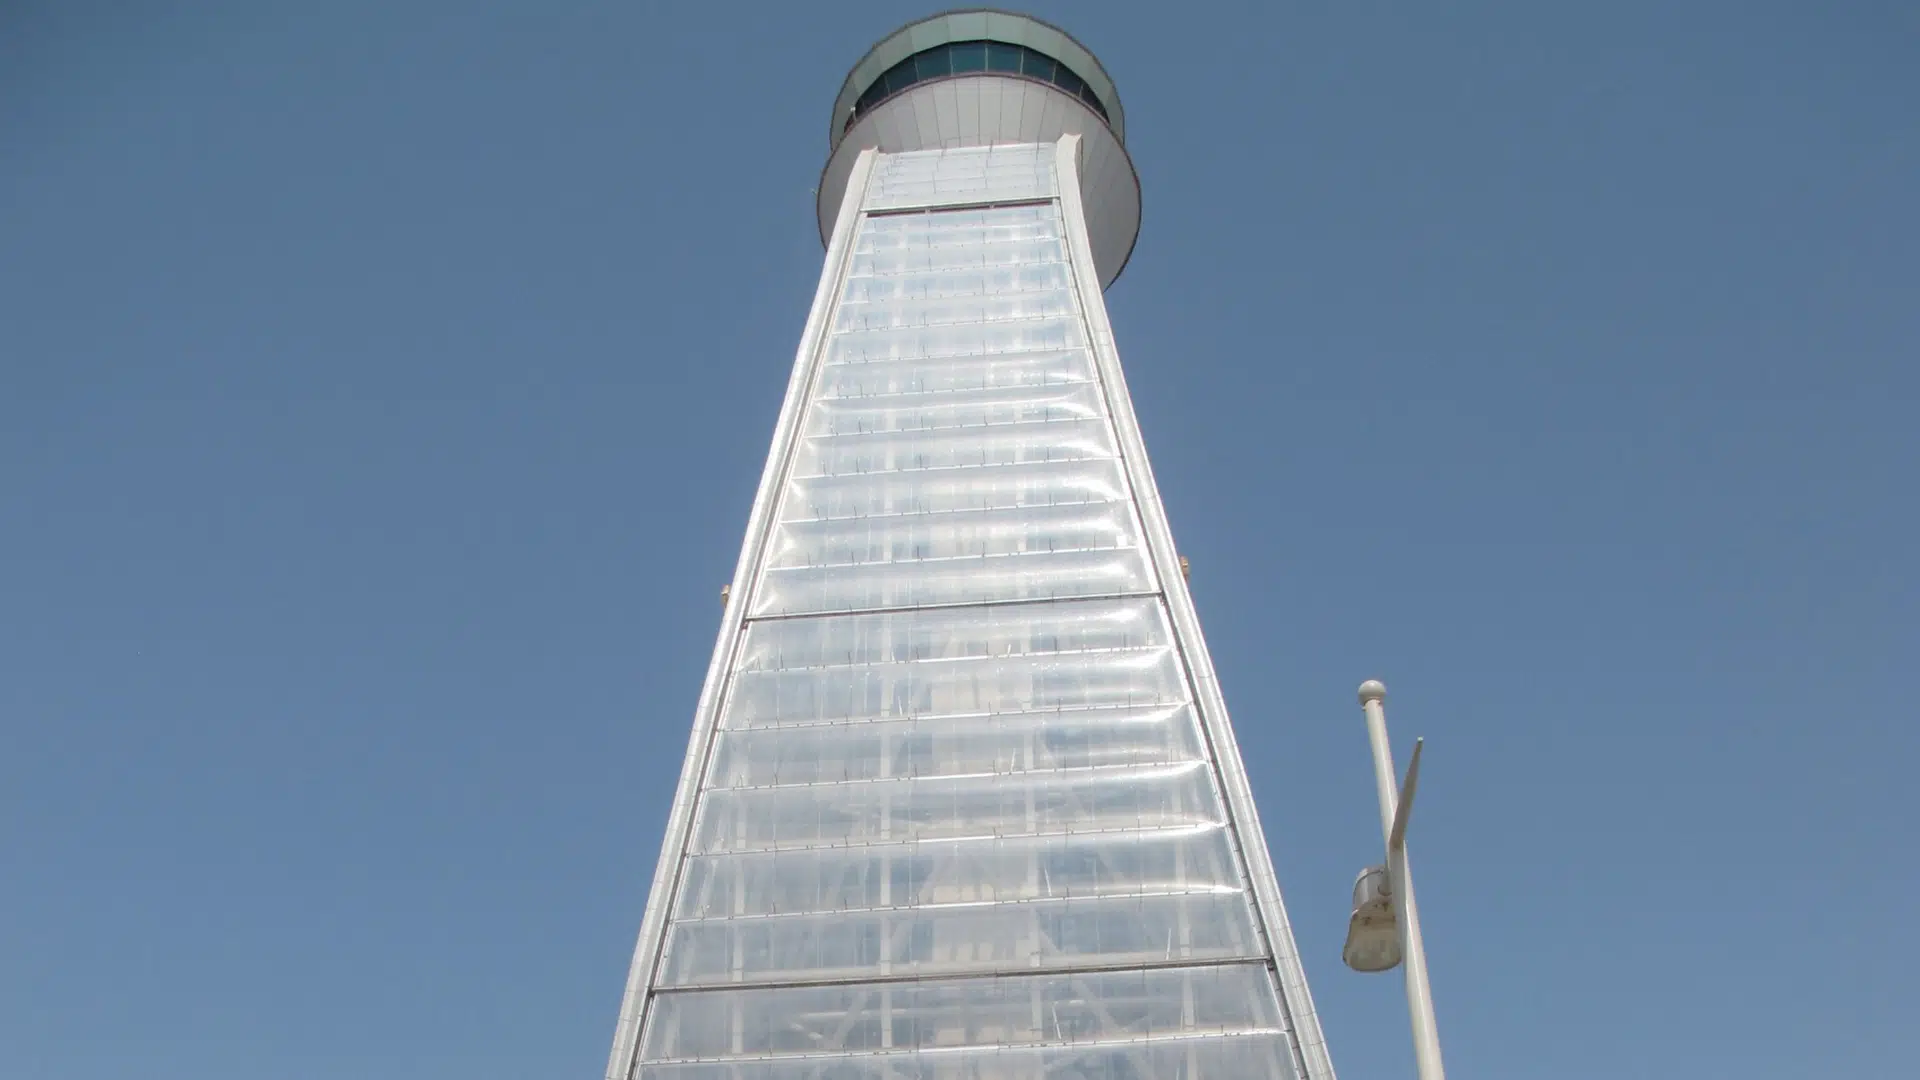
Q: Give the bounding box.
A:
[786,454,1115,483]
[775,497,1131,529]
[670,819,1218,859]
[830,311,1075,342]
[862,196,1056,217]
[643,953,1272,998]
[708,699,1187,733]
[694,755,1205,793]
[737,588,1163,625]
[668,882,1247,925]
[763,544,1140,575]
[647,1028,1285,1068]
[815,382,1096,407]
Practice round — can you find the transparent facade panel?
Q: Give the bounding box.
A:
[836,288,1077,331]
[758,200,1157,614]
[642,1036,1295,1080]
[809,381,1106,432]
[842,263,1074,304]
[865,145,1056,208]
[720,597,1187,725]
[825,314,1084,362]
[658,889,1261,985]
[723,647,1185,729]
[791,417,1117,477]
[732,596,1170,673]
[753,548,1153,615]
[622,151,1310,1080]
[766,501,1138,568]
[847,240,1075,277]
[813,350,1093,398]
[674,826,1243,919]
[782,459,1130,521]
[703,704,1206,787]
[856,205,1061,248]
[641,963,1285,1061]
[690,761,1221,854]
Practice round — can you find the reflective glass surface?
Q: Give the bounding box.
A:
[642,964,1293,1078]
[860,144,1057,212]
[949,42,987,73]
[848,40,1112,132]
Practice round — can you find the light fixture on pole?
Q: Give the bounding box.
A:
[1342,679,1447,1080]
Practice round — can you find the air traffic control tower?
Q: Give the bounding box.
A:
[605,11,1338,1079]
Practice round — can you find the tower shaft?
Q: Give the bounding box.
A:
[607,138,1333,1080]
[607,13,1335,1078]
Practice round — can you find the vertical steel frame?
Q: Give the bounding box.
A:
[1053,135,1339,1080]
[602,149,881,1080]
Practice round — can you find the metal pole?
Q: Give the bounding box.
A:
[1358,680,1446,1080]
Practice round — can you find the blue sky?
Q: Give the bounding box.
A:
[2,2,1913,1077]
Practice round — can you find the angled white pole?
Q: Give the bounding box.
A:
[1359,680,1446,1080]
[1388,737,1422,855]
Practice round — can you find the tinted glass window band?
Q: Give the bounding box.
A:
[845,40,1111,133]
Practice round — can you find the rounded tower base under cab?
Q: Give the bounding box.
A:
[816,9,1141,288]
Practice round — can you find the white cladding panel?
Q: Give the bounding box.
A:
[618,143,1318,1080]
[817,79,1141,287]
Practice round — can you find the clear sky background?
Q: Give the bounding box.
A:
[3,2,1914,1077]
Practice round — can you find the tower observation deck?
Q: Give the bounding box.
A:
[606,11,1336,1079]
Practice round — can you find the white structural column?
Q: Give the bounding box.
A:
[1359,680,1447,1080]
[601,150,883,1080]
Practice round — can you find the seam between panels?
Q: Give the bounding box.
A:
[648,953,1274,998]
[1051,134,1340,1080]
[648,1027,1287,1069]
[863,196,1055,217]
[739,588,1163,623]
[602,148,883,1080]
[664,884,1249,924]
[676,820,1227,859]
